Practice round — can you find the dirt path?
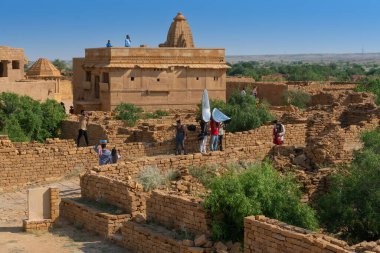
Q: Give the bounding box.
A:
[0,177,130,253]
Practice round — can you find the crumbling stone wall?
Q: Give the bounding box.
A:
[147,190,211,236]
[244,215,352,253]
[80,172,147,216]
[0,137,98,191]
[60,198,131,238]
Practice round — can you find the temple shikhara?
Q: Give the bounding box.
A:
[73,12,228,112]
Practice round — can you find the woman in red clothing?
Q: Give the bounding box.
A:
[210,118,220,151]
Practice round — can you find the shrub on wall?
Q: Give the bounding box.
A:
[283,90,311,109]
[355,78,380,105]
[317,130,380,244]
[197,90,274,132]
[113,103,143,126]
[0,93,66,142]
[204,161,319,242]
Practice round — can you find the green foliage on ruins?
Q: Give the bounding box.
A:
[52,59,72,71]
[114,103,144,126]
[204,161,319,242]
[283,90,312,109]
[317,130,380,244]
[197,90,274,133]
[227,61,380,82]
[0,92,66,142]
[114,103,169,126]
[355,78,380,104]
[137,166,179,191]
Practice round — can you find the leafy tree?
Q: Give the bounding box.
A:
[52,59,69,72]
[318,130,380,244]
[0,93,66,142]
[204,161,319,241]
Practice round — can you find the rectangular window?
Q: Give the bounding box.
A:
[102,72,109,84]
[214,76,218,81]
[12,60,20,69]
[131,77,135,81]
[86,71,91,82]
[157,78,160,82]
[196,77,199,80]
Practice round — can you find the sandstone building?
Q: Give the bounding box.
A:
[73,12,228,112]
[0,46,25,83]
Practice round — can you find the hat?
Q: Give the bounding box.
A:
[99,140,107,144]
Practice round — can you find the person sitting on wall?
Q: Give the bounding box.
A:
[69,106,74,114]
[111,147,121,164]
[125,35,131,47]
[77,110,89,147]
[273,120,285,145]
[209,118,220,151]
[175,120,187,155]
[106,40,113,47]
[94,140,112,165]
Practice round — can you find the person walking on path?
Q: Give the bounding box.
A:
[77,110,89,147]
[175,120,187,155]
[218,122,225,151]
[273,120,285,145]
[210,118,220,151]
[199,119,208,154]
[94,141,112,165]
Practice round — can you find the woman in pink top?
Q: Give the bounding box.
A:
[209,118,219,151]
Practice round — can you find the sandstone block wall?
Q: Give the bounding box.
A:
[244,216,352,253]
[121,221,202,253]
[0,136,98,191]
[60,198,131,238]
[147,190,211,236]
[80,173,147,216]
[60,120,108,146]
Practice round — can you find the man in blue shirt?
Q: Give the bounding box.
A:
[94,143,112,165]
[106,40,112,47]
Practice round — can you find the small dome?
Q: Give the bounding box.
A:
[26,58,61,79]
[174,12,186,21]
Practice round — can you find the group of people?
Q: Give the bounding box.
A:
[240,86,258,98]
[106,35,131,48]
[76,109,121,165]
[174,118,225,155]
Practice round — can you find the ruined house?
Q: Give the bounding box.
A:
[0,46,25,83]
[72,12,228,112]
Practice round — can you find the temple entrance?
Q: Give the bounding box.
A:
[94,76,100,99]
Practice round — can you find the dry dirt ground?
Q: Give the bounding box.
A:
[0,177,130,253]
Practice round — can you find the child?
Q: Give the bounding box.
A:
[111,147,121,164]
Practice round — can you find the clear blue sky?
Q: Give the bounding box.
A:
[1,0,380,60]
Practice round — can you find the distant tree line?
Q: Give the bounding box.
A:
[227,61,380,82]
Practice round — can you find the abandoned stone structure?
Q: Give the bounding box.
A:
[0,46,25,82]
[73,12,228,112]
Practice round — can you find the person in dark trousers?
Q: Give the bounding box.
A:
[218,122,225,151]
[77,110,89,147]
[60,102,66,113]
[175,120,187,155]
[199,119,208,154]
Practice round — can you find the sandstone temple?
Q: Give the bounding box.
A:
[73,12,228,112]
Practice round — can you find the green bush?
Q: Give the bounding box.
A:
[197,90,274,132]
[283,90,311,109]
[113,103,143,126]
[0,93,66,142]
[144,109,169,119]
[317,130,380,243]
[204,161,319,242]
[355,78,380,105]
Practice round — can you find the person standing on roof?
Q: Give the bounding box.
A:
[106,40,112,47]
[125,35,131,47]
